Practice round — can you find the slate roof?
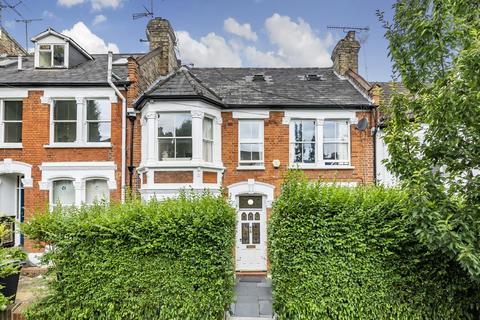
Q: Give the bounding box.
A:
[139,67,372,108]
[0,54,141,86]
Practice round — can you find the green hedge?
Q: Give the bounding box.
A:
[22,194,236,320]
[269,172,480,319]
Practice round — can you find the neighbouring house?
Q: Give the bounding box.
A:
[1,18,376,273]
[0,28,27,57]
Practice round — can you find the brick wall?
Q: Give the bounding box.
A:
[0,90,124,252]
[221,111,374,197]
[154,171,193,184]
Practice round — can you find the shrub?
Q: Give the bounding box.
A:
[269,171,480,319]
[22,193,236,320]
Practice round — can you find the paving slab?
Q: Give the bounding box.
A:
[231,276,273,319]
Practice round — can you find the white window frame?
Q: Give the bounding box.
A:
[157,112,193,161]
[238,120,265,169]
[290,119,317,165]
[289,118,353,169]
[50,178,76,209]
[322,119,351,166]
[48,98,112,148]
[85,99,112,143]
[202,117,214,163]
[85,178,110,205]
[0,99,23,148]
[37,44,66,68]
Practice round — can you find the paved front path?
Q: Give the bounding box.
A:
[231,276,273,319]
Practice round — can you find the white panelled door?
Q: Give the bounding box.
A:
[236,195,267,271]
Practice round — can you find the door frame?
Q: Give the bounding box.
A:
[227,179,275,272]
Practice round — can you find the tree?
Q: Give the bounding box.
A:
[378,0,480,279]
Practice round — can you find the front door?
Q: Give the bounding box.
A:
[236,195,267,271]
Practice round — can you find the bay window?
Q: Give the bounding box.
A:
[2,100,22,144]
[87,100,111,143]
[158,113,192,161]
[51,180,75,207]
[239,120,264,167]
[291,119,316,163]
[323,120,350,165]
[203,117,213,162]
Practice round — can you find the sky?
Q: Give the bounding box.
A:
[1,0,397,81]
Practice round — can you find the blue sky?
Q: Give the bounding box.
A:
[2,0,396,81]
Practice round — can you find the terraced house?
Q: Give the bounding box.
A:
[0,18,377,272]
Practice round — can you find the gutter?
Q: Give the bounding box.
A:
[107,51,127,202]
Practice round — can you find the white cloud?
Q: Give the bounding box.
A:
[176,13,334,68]
[57,0,84,7]
[264,13,334,67]
[224,18,257,41]
[176,31,242,67]
[62,22,119,54]
[92,14,107,25]
[42,10,56,19]
[57,0,124,11]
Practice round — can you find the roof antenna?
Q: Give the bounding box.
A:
[15,17,41,52]
[133,0,154,20]
[0,0,23,29]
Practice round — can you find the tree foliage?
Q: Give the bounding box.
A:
[269,172,480,319]
[22,194,235,320]
[378,0,480,279]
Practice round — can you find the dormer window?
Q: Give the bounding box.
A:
[39,44,65,68]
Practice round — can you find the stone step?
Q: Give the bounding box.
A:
[230,317,273,320]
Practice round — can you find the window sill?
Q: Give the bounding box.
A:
[0,143,22,149]
[236,165,265,171]
[289,164,355,170]
[44,143,112,149]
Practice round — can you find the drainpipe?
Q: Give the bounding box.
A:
[372,105,378,185]
[128,114,136,191]
[107,52,127,202]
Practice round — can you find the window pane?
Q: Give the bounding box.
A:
[39,50,52,68]
[293,121,302,142]
[239,196,263,209]
[53,45,65,67]
[251,143,263,161]
[54,123,76,142]
[159,139,174,160]
[203,118,213,140]
[54,100,77,120]
[248,212,253,220]
[337,143,349,160]
[87,100,111,121]
[337,122,349,141]
[203,140,213,162]
[252,223,260,244]
[86,179,109,204]
[175,114,192,137]
[323,143,336,160]
[241,223,250,244]
[240,143,252,161]
[302,143,315,163]
[240,120,260,140]
[4,123,22,143]
[158,114,174,137]
[241,212,247,221]
[302,120,315,142]
[324,121,335,140]
[293,143,302,163]
[52,180,74,205]
[176,138,192,159]
[4,101,22,120]
[88,122,111,143]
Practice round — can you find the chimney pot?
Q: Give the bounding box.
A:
[331,31,360,76]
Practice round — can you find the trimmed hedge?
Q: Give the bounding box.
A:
[22,194,236,320]
[269,172,480,319]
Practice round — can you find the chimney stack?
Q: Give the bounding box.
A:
[331,31,360,76]
[146,18,176,52]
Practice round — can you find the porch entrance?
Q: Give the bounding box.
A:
[0,174,24,247]
[235,195,267,271]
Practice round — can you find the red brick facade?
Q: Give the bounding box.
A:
[221,111,374,196]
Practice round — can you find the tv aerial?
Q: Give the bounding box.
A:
[0,0,23,28]
[133,0,154,20]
